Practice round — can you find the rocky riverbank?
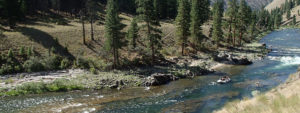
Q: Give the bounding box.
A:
[0,41,269,97]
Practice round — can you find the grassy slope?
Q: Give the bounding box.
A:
[214,71,300,113]
[0,14,211,60]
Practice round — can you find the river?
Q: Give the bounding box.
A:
[1,29,300,113]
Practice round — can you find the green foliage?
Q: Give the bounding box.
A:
[23,57,44,72]
[74,57,90,69]
[104,0,126,67]
[127,18,139,48]
[50,46,56,54]
[7,49,13,58]
[212,0,224,46]
[4,78,14,84]
[0,53,22,75]
[46,79,83,92]
[43,55,62,70]
[175,0,190,55]
[287,10,291,19]
[19,46,25,56]
[292,15,296,25]
[190,0,210,49]
[0,79,84,96]
[89,67,97,74]
[136,0,163,63]
[27,46,32,57]
[60,58,71,69]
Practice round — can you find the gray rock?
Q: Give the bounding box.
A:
[145,73,179,86]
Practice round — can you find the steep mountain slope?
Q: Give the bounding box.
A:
[265,0,286,11]
[211,0,273,10]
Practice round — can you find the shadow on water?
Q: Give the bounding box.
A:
[17,27,74,59]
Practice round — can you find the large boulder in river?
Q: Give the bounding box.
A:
[145,73,179,86]
[231,57,252,65]
[214,52,252,65]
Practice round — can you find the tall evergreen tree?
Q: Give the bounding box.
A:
[212,0,224,46]
[226,0,238,46]
[190,0,210,49]
[237,0,250,46]
[136,0,162,64]
[293,15,297,25]
[287,10,291,19]
[104,0,126,68]
[127,18,139,48]
[249,11,257,40]
[175,0,190,56]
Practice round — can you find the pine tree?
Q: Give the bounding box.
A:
[190,0,210,49]
[127,18,139,48]
[226,0,238,46]
[104,0,126,68]
[236,0,250,46]
[274,13,282,29]
[293,15,297,25]
[175,0,190,56]
[287,10,291,19]
[136,0,162,64]
[212,0,224,47]
[249,11,257,40]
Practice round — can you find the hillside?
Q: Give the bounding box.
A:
[0,14,184,59]
[211,0,272,10]
[265,0,286,11]
[282,5,300,26]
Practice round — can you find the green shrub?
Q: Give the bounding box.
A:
[50,47,56,54]
[27,47,32,56]
[46,79,83,92]
[19,46,25,56]
[16,82,46,94]
[0,64,14,75]
[7,49,13,58]
[90,67,97,74]
[74,57,90,69]
[60,58,71,69]
[4,78,14,84]
[43,55,62,70]
[23,57,44,72]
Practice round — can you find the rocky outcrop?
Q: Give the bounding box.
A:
[145,73,179,86]
[214,52,252,65]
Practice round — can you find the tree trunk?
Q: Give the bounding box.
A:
[113,36,116,69]
[90,18,94,41]
[81,18,86,45]
[239,31,243,46]
[228,17,232,44]
[233,24,236,47]
[147,21,154,65]
[182,42,184,56]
